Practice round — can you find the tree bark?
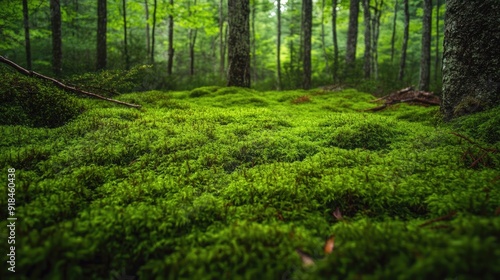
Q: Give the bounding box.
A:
[302,0,312,89]
[167,0,174,75]
[145,0,150,58]
[320,0,330,75]
[22,0,32,71]
[390,0,398,63]
[50,0,62,76]
[251,4,257,82]
[398,0,409,82]
[362,0,371,79]
[151,0,157,64]
[371,0,383,80]
[227,0,250,87]
[219,0,225,77]
[434,0,440,83]
[97,0,107,70]
[277,0,282,90]
[345,0,360,76]
[122,0,130,70]
[418,0,432,91]
[442,0,500,119]
[332,0,339,82]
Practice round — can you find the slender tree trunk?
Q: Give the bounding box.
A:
[345,0,360,76]
[97,0,107,70]
[22,0,31,70]
[442,0,500,119]
[227,0,250,87]
[188,0,197,76]
[398,0,409,82]
[362,0,371,79]
[302,0,312,89]
[390,0,398,63]
[277,0,282,90]
[251,4,257,82]
[288,0,296,77]
[50,0,62,76]
[167,0,174,75]
[122,0,130,70]
[418,0,432,91]
[151,0,157,64]
[332,0,339,82]
[320,0,329,75]
[434,0,440,83]
[219,0,225,77]
[145,0,150,58]
[371,0,383,80]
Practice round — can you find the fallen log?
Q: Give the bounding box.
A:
[366,86,440,111]
[0,55,141,109]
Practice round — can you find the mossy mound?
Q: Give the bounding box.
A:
[0,71,85,127]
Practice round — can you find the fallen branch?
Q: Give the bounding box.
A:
[0,55,141,109]
[366,87,440,111]
[419,211,457,228]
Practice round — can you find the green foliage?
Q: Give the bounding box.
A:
[0,70,85,128]
[0,88,498,279]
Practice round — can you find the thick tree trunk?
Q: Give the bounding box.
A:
[122,0,130,70]
[332,0,339,82]
[390,0,397,63]
[398,0,409,82]
[22,0,31,70]
[418,0,432,91]
[345,0,360,76]
[442,0,500,119]
[50,0,62,76]
[227,0,250,87]
[97,0,107,70]
[277,0,282,90]
[362,0,371,79]
[302,0,312,89]
[167,0,174,75]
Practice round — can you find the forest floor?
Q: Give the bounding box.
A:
[1,85,499,279]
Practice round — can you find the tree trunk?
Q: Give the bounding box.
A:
[219,0,225,77]
[277,0,282,90]
[22,0,31,70]
[371,0,383,80]
[251,4,257,82]
[122,0,130,70]
[398,0,409,82]
[227,0,250,87]
[97,0,107,70]
[332,0,339,82]
[50,0,62,76]
[418,0,432,91]
[390,0,398,63]
[167,0,174,75]
[302,0,312,89]
[188,0,197,76]
[434,0,440,83]
[345,0,360,76]
[441,0,500,119]
[362,0,371,79]
[145,0,150,58]
[151,0,157,64]
[320,0,330,75]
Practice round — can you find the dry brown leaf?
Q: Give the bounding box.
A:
[296,249,315,267]
[324,235,335,255]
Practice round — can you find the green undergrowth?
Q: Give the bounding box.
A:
[0,86,499,279]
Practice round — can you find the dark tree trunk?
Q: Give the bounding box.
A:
[227,0,250,87]
[332,0,339,82]
[277,0,282,90]
[418,0,432,91]
[219,0,225,77]
[22,0,31,70]
[398,0,409,82]
[302,0,312,89]
[50,0,62,76]
[434,0,440,83]
[151,0,157,64]
[442,0,500,119]
[97,0,107,70]
[345,0,360,75]
[167,0,174,75]
[390,0,398,63]
[122,0,130,70]
[362,0,371,79]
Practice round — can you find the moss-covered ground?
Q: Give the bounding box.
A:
[1,85,499,279]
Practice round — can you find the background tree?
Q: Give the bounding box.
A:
[122,0,130,70]
[398,0,409,82]
[331,0,339,82]
[276,0,282,90]
[418,0,431,91]
[167,0,174,75]
[362,0,371,79]
[97,0,107,70]
[441,0,500,119]
[390,0,397,63]
[22,0,31,70]
[227,0,250,87]
[50,0,62,76]
[302,0,312,89]
[151,0,157,64]
[345,0,360,76]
